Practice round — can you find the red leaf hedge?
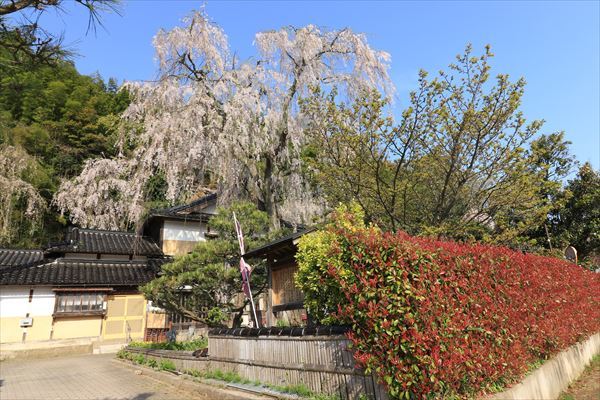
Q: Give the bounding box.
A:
[301,220,600,398]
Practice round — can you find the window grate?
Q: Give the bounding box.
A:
[54,292,105,315]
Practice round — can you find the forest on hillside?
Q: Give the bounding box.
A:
[0,3,598,266]
[0,27,130,246]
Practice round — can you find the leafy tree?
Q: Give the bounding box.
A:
[552,163,600,262]
[0,0,120,67]
[302,45,573,246]
[295,202,368,325]
[54,9,393,230]
[0,32,129,247]
[521,132,577,250]
[141,201,286,327]
[0,145,48,245]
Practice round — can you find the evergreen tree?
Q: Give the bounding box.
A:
[0,34,129,247]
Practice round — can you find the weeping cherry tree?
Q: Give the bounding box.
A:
[54,9,393,230]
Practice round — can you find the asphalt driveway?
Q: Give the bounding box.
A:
[0,353,260,400]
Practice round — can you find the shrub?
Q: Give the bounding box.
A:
[296,202,368,325]
[159,360,177,372]
[146,358,158,368]
[296,208,600,399]
[116,349,131,360]
[133,354,147,365]
[128,338,208,351]
[273,383,313,397]
[207,307,228,326]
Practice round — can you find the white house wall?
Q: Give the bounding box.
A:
[0,286,55,343]
[161,219,209,256]
[162,220,207,242]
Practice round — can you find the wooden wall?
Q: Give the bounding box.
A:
[127,334,388,400]
[271,262,304,306]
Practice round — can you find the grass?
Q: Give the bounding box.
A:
[116,350,176,373]
[558,354,600,400]
[128,338,208,351]
[146,358,158,368]
[118,349,339,399]
[270,383,313,397]
[559,395,575,400]
[184,368,253,384]
[158,359,177,372]
[184,367,339,399]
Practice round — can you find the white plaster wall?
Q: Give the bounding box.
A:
[162,220,207,242]
[0,286,55,317]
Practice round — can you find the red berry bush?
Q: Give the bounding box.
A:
[296,209,600,399]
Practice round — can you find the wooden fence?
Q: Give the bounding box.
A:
[127,330,388,400]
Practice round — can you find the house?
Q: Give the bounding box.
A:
[243,230,310,327]
[142,192,218,256]
[139,193,221,335]
[0,228,168,352]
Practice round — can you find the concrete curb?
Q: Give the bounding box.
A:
[490,332,600,400]
[0,342,93,361]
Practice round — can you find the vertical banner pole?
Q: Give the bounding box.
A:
[233,212,260,328]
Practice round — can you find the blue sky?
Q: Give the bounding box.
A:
[17,0,600,170]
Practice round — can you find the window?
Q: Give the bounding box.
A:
[54,292,105,315]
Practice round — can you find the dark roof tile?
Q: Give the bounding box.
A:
[242,228,315,259]
[46,228,163,256]
[0,258,168,286]
[0,249,44,268]
[148,193,217,222]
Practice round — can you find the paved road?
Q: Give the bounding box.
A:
[0,353,259,400]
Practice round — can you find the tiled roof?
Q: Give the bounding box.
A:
[45,228,163,257]
[0,258,167,286]
[0,249,44,268]
[243,228,315,259]
[148,193,217,221]
[163,192,217,215]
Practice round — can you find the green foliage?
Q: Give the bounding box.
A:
[206,307,228,326]
[295,202,368,325]
[146,358,158,368]
[0,0,120,67]
[552,163,600,262]
[117,349,175,371]
[133,353,147,365]
[297,207,599,399]
[0,35,129,247]
[559,394,575,400]
[184,368,338,399]
[301,45,575,249]
[0,145,50,244]
[128,338,208,351]
[185,368,252,384]
[270,383,313,397]
[116,349,131,360]
[275,319,290,327]
[142,201,285,326]
[158,360,177,372]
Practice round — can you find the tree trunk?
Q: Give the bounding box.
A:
[263,155,281,230]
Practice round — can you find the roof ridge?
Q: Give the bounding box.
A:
[0,248,43,252]
[44,258,157,265]
[159,192,217,214]
[77,228,138,236]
